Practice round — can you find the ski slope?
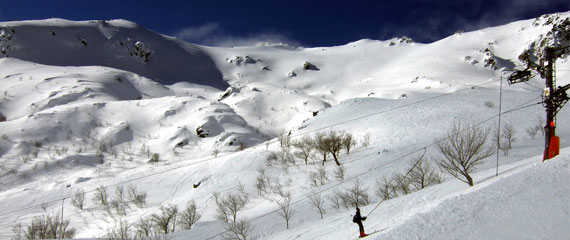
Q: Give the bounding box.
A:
[0,12,569,240]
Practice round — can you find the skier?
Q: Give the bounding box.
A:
[352,207,367,238]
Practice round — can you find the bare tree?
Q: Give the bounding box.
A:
[178,200,201,230]
[71,190,85,210]
[361,132,371,147]
[107,219,130,240]
[307,190,326,219]
[214,191,249,223]
[12,223,23,240]
[110,199,127,216]
[501,123,516,156]
[22,214,76,240]
[309,166,328,187]
[223,218,252,240]
[341,178,370,208]
[292,135,315,164]
[323,131,344,166]
[255,168,270,196]
[408,158,442,191]
[314,132,329,166]
[134,217,153,239]
[392,172,412,195]
[278,132,291,152]
[151,205,178,234]
[93,186,109,210]
[526,126,540,139]
[274,190,294,229]
[127,185,147,208]
[213,148,220,158]
[342,132,356,154]
[334,165,346,182]
[436,121,495,186]
[328,190,342,210]
[375,176,398,201]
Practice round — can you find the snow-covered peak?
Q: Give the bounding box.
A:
[0,18,228,89]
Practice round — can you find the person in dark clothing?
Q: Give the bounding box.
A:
[352,207,367,238]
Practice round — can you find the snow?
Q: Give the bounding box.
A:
[0,11,569,240]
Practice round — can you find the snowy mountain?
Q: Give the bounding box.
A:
[0,12,569,240]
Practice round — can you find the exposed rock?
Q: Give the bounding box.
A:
[303,61,319,70]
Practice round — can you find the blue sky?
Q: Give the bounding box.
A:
[0,0,568,47]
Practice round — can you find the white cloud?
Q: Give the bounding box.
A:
[175,22,221,42]
[175,23,301,47]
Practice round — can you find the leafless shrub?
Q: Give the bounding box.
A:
[21,155,31,164]
[111,199,127,216]
[238,141,247,151]
[375,176,398,201]
[107,219,131,240]
[214,190,249,223]
[328,191,342,210]
[307,190,326,219]
[99,143,108,153]
[114,186,126,204]
[484,101,495,108]
[21,214,76,239]
[526,126,541,139]
[314,132,329,165]
[361,132,371,147]
[500,123,516,156]
[436,121,495,186]
[134,217,153,239]
[71,190,86,210]
[223,218,252,240]
[255,168,270,196]
[392,172,412,195]
[309,166,328,187]
[151,205,178,234]
[93,186,109,209]
[127,185,147,208]
[178,200,201,230]
[342,132,356,154]
[292,135,315,164]
[277,148,295,165]
[149,153,160,163]
[12,223,23,240]
[40,203,49,213]
[334,165,346,182]
[213,148,220,157]
[271,189,294,229]
[54,145,68,156]
[339,179,370,208]
[408,158,442,191]
[278,132,291,152]
[265,151,279,166]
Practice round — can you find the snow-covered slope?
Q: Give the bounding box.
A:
[255,149,569,240]
[0,12,569,240]
[0,19,227,88]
